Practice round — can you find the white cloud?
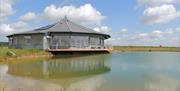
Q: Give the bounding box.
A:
[138,0,179,6]
[20,12,37,22]
[0,3,107,42]
[0,21,31,41]
[133,33,148,39]
[11,21,29,30]
[0,24,14,35]
[132,29,179,46]
[121,28,128,32]
[175,27,180,32]
[113,28,129,38]
[151,30,163,38]
[0,21,30,36]
[119,28,128,34]
[133,30,175,40]
[43,4,105,26]
[110,28,128,36]
[142,4,180,24]
[0,0,14,21]
[107,27,180,46]
[94,26,111,33]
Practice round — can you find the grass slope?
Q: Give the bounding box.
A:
[0,47,51,61]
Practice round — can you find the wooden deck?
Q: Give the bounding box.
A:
[48,48,111,51]
[47,48,112,55]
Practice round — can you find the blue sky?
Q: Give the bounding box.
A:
[0,0,180,46]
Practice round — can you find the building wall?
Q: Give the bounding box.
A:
[8,33,105,49]
[8,34,44,49]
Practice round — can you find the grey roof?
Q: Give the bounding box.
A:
[7,18,110,38]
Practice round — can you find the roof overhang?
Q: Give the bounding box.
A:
[49,32,111,39]
[6,33,44,37]
[6,32,111,39]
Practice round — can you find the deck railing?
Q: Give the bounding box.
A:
[49,44,113,50]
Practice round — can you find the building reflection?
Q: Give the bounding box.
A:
[2,54,111,91]
[8,55,110,78]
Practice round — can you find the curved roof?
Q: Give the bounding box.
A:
[7,18,110,38]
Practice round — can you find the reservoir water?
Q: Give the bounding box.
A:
[0,52,180,91]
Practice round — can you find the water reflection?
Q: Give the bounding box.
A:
[0,54,111,91]
[97,52,180,91]
[1,52,179,91]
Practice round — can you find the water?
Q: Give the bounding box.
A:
[0,52,180,91]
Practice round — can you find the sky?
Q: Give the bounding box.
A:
[0,0,180,46]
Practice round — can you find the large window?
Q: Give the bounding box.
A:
[24,36,31,45]
[51,35,70,49]
[50,35,102,49]
[70,36,88,48]
[90,37,100,45]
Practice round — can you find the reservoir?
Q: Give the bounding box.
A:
[0,52,180,91]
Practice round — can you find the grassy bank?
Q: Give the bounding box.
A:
[0,47,51,61]
[113,46,180,52]
[1,46,179,61]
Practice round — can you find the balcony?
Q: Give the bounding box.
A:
[47,44,112,54]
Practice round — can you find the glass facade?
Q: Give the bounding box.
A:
[50,34,104,49]
[51,35,70,49]
[90,37,100,45]
[70,36,89,48]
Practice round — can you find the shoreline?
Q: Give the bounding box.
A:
[0,47,52,62]
[0,54,52,63]
[113,46,180,52]
[1,46,180,62]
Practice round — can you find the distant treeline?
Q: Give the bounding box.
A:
[113,46,180,48]
[113,46,180,52]
[0,42,8,46]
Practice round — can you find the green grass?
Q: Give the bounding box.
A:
[0,47,51,61]
[113,46,180,52]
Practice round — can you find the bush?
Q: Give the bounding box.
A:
[6,51,16,57]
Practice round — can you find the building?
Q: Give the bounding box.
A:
[7,17,111,53]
